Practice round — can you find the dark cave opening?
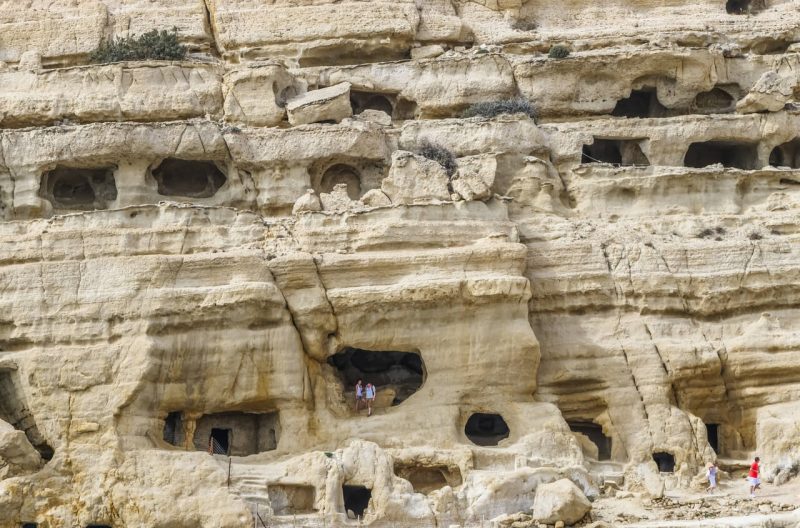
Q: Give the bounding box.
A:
[342,484,371,517]
[151,158,227,198]
[41,166,117,210]
[568,421,612,461]
[318,164,362,199]
[653,451,676,472]
[328,348,425,406]
[464,413,510,447]
[612,89,667,118]
[683,140,759,170]
[582,138,650,166]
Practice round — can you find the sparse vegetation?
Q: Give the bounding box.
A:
[548,45,571,59]
[418,141,457,177]
[748,232,763,240]
[462,98,537,120]
[511,19,538,32]
[697,227,726,239]
[90,29,187,63]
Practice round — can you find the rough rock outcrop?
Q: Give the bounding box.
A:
[2,0,800,527]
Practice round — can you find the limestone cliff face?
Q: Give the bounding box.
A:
[1,1,800,527]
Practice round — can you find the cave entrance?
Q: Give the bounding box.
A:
[170,411,279,455]
[568,422,612,461]
[706,423,719,454]
[21,523,37,528]
[653,452,675,473]
[209,428,230,455]
[151,158,227,198]
[394,463,463,494]
[726,0,763,14]
[612,89,667,118]
[0,370,53,461]
[350,91,395,117]
[694,87,736,114]
[40,166,117,210]
[162,411,181,445]
[464,413,510,447]
[582,139,650,166]
[683,141,759,169]
[268,484,317,515]
[769,139,800,168]
[318,164,362,200]
[342,484,371,518]
[327,348,425,406]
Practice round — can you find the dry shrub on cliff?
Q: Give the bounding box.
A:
[548,45,571,59]
[90,29,187,63]
[418,141,457,177]
[462,98,537,120]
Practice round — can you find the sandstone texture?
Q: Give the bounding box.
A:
[1,1,800,528]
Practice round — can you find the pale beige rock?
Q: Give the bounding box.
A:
[737,71,795,114]
[381,151,451,204]
[451,154,497,201]
[360,188,392,208]
[532,479,591,525]
[320,183,358,213]
[292,189,322,215]
[287,82,353,126]
[0,420,41,478]
[222,63,298,127]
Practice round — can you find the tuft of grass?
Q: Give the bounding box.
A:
[462,98,537,120]
[748,232,763,240]
[548,45,571,59]
[417,141,457,177]
[511,19,538,32]
[90,28,187,63]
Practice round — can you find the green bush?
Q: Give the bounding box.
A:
[90,29,187,63]
[548,45,571,59]
[418,141,457,177]
[462,98,537,120]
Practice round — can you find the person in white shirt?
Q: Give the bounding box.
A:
[365,383,376,417]
[354,379,364,412]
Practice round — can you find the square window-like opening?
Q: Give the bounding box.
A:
[342,484,371,518]
[209,428,230,455]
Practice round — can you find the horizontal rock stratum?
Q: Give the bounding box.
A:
[1,1,800,527]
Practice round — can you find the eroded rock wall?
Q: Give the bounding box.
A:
[1,0,800,527]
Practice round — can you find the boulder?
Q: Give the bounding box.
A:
[360,188,392,208]
[223,64,298,126]
[736,71,794,114]
[358,109,392,126]
[450,154,496,201]
[531,479,591,525]
[381,150,451,205]
[292,189,322,214]
[286,82,353,126]
[320,183,358,213]
[0,419,42,478]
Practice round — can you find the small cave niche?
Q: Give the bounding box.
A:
[582,138,650,167]
[693,87,736,114]
[706,423,719,454]
[209,428,231,455]
[151,158,227,198]
[726,0,763,14]
[268,484,317,515]
[568,422,612,461]
[0,370,53,461]
[393,98,419,120]
[275,84,299,109]
[342,484,372,518]
[394,463,463,494]
[683,140,759,170]
[40,166,117,210]
[350,90,395,117]
[653,452,676,473]
[318,164,362,200]
[612,88,667,118]
[21,523,38,528]
[164,410,279,455]
[464,413,510,447]
[769,139,800,168]
[327,348,425,406]
[86,525,112,528]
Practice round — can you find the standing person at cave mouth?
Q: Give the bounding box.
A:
[748,457,761,498]
[354,379,364,413]
[365,383,376,417]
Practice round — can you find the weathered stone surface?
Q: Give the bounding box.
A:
[532,479,591,525]
[287,82,353,126]
[381,151,451,204]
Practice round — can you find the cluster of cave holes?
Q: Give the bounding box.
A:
[464,413,510,447]
[327,348,425,407]
[684,140,759,170]
[581,138,650,166]
[568,422,612,461]
[40,166,117,210]
[151,158,227,198]
[343,484,372,518]
[268,484,317,515]
[0,370,53,461]
[612,85,736,119]
[163,411,279,456]
[394,463,463,494]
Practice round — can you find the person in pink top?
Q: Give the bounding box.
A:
[748,457,761,498]
[354,379,364,412]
